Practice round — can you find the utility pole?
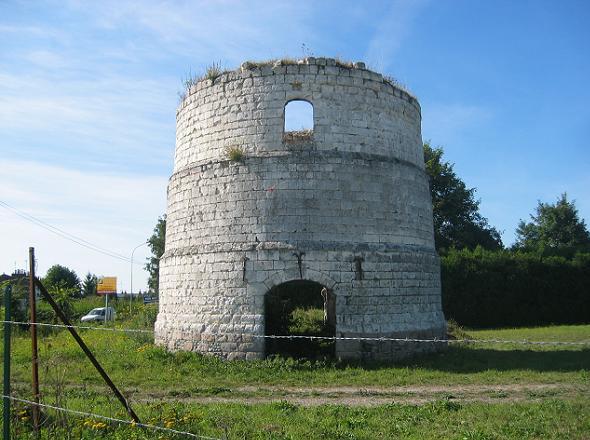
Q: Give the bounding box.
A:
[28,247,40,436]
[130,242,147,314]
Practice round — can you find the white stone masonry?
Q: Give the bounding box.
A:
[155,57,447,360]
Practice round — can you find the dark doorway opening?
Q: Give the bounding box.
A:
[265,280,335,359]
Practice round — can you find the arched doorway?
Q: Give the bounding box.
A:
[265,280,335,359]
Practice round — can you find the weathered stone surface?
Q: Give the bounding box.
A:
[155,57,447,360]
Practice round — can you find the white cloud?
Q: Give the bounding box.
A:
[0,24,64,40]
[0,70,176,169]
[0,160,168,291]
[23,50,67,69]
[62,0,318,64]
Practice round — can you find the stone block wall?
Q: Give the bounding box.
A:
[155,57,447,360]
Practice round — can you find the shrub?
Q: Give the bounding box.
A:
[224,146,245,162]
[289,307,325,335]
[441,248,590,328]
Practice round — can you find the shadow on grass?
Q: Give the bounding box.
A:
[258,346,590,374]
[357,346,590,373]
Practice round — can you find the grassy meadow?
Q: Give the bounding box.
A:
[0,297,589,438]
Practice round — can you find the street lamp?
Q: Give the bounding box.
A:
[130,241,148,313]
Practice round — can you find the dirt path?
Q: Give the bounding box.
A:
[130,383,588,406]
[14,381,587,407]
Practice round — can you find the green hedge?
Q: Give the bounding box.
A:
[441,248,590,328]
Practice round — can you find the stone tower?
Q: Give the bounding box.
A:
[155,57,446,360]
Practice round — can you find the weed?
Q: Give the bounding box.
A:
[206,62,223,83]
[273,400,299,413]
[241,60,273,70]
[283,129,313,143]
[279,57,299,66]
[527,389,558,398]
[447,319,472,340]
[489,390,509,398]
[182,71,200,91]
[177,70,201,103]
[461,429,495,440]
[334,57,354,69]
[432,398,462,412]
[383,74,411,93]
[224,145,245,162]
[6,398,590,438]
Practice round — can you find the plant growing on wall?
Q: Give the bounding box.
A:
[224,146,245,162]
[206,62,222,83]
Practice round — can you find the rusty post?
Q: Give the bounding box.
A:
[34,279,141,423]
[28,247,40,436]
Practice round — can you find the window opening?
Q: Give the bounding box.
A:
[284,100,314,142]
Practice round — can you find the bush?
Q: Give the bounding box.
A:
[441,248,590,328]
[224,146,245,162]
[289,308,325,335]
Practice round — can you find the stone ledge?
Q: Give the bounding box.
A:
[170,149,426,183]
[160,241,438,260]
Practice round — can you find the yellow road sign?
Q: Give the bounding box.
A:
[97,276,117,295]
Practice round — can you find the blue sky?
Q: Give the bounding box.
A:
[1,0,589,291]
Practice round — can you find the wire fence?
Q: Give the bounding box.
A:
[1,318,220,439]
[2,317,589,438]
[2,320,590,346]
[1,395,220,440]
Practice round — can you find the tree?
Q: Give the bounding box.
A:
[82,272,98,296]
[145,215,166,294]
[424,142,503,252]
[514,193,590,257]
[0,275,30,324]
[43,264,81,296]
[47,281,77,322]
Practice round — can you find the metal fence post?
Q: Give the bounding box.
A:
[3,284,12,440]
[28,247,40,436]
[34,279,141,424]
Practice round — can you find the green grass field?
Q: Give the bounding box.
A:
[1,298,589,438]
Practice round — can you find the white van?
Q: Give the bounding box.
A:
[80,307,116,323]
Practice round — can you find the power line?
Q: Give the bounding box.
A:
[0,200,131,261]
[0,200,144,265]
